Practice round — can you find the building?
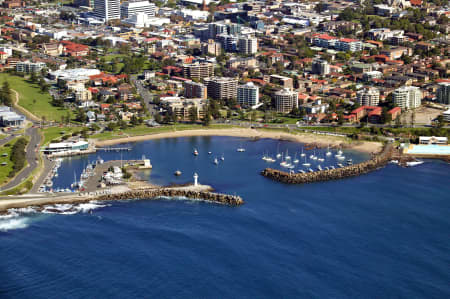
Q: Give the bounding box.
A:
[94,0,120,21]
[120,0,155,19]
[269,75,293,90]
[44,141,89,154]
[419,136,448,144]
[217,34,238,52]
[335,38,363,52]
[161,97,207,121]
[238,36,258,54]
[0,106,25,127]
[312,59,330,75]
[15,61,46,74]
[356,87,380,107]
[204,77,238,100]
[436,82,450,105]
[237,82,259,107]
[184,81,207,99]
[274,88,298,114]
[182,62,214,80]
[393,86,422,109]
[201,39,221,56]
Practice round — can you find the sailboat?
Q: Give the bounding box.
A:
[220,154,225,161]
[293,153,299,164]
[285,149,291,161]
[276,143,281,159]
[312,151,318,160]
[302,157,311,167]
[300,148,305,157]
[213,158,219,165]
[326,145,332,156]
[193,148,199,156]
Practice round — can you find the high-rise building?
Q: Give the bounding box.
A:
[393,86,422,109]
[120,0,155,19]
[237,82,259,107]
[204,77,238,100]
[217,34,238,52]
[74,0,95,7]
[182,62,214,81]
[201,39,221,56]
[311,59,330,75]
[184,81,207,99]
[94,0,120,21]
[274,88,298,114]
[436,82,450,105]
[356,87,380,106]
[238,36,258,55]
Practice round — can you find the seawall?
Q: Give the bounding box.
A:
[0,187,244,213]
[261,144,393,184]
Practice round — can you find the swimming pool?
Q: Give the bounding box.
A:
[406,144,450,155]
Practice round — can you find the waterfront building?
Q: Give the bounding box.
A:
[94,0,120,21]
[44,141,89,154]
[0,106,25,127]
[237,82,259,107]
[274,88,298,114]
[393,86,422,109]
[160,97,207,121]
[356,87,380,107]
[120,0,155,19]
[182,62,214,80]
[312,59,330,75]
[436,82,450,105]
[184,81,207,99]
[204,77,238,100]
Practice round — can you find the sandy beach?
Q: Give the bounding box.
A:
[95,128,382,154]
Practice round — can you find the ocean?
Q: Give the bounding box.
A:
[1,137,449,298]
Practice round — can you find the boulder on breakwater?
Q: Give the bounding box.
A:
[261,144,393,184]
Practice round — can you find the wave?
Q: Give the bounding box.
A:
[0,217,29,231]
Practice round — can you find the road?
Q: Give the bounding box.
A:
[0,134,15,147]
[0,126,41,192]
[130,75,158,116]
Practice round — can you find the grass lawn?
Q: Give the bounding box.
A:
[0,137,18,185]
[0,73,71,121]
[91,124,237,141]
[41,126,84,146]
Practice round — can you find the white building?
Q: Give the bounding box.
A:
[237,82,259,107]
[393,86,422,109]
[436,82,450,105]
[120,0,155,19]
[357,87,380,106]
[274,88,298,114]
[312,59,330,75]
[94,0,120,21]
[123,13,170,27]
[238,36,258,55]
[16,61,46,74]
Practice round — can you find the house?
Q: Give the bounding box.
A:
[118,83,134,101]
[86,111,96,122]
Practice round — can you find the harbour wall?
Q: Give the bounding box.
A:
[261,144,393,184]
[0,187,244,213]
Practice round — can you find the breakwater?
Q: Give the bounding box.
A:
[261,144,393,184]
[95,188,244,206]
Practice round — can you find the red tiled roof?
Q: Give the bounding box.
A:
[339,38,359,43]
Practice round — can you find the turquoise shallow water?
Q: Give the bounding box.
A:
[1,137,449,298]
[407,144,450,154]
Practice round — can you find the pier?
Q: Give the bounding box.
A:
[261,144,393,184]
[96,147,132,152]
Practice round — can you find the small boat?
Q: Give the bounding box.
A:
[193,148,199,156]
[302,160,311,167]
[298,170,306,174]
[220,155,225,161]
[285,149,291,161]
[337,163,344,168]
[406,160,424,167]
[317,165,322,171]
[213,158,219,165]
[326,146,332,157]
[325,166,329,170]
[174,170,182,176]
[237,148,245,152]
[293,153,299,164]
[208,151,212,155]
[276,153,282,159]
[300,148,305,157]
[338,149,343,155]
[389,160,399,164]
[318,157,325,162]
[280,160,287,167]
[308,168,314,173]
[336,155,345,161]
[330,166,335,169]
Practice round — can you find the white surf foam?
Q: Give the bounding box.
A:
[0,217,29,231]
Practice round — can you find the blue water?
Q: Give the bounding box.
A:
[1,137,449,298]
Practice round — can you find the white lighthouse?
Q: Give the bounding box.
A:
[193,173,198,186]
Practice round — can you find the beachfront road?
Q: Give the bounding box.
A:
[0,126,41,192]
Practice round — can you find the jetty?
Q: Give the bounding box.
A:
[261,144,393,184]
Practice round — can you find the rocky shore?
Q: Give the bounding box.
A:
[261,144,393,184]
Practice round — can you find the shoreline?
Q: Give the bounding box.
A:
[95,128,382,154]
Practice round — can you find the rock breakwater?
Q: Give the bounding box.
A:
[261,144,393,184]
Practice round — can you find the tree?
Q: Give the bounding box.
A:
[76,108,87,123]
[203,111,211,126]
[0,81,13,106]
[154,113,162,124]
[188,107,198,123]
